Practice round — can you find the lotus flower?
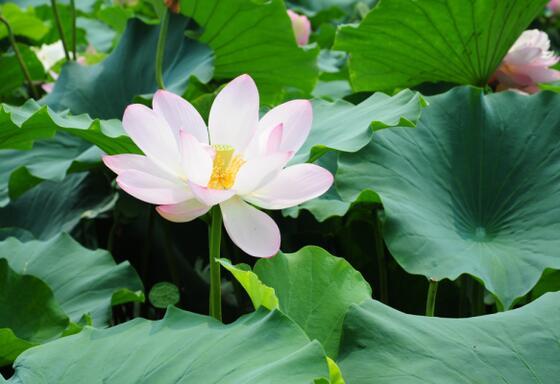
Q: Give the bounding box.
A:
[33,41,66,71]
[103,75,333,257]
[548,0,560,14]
[287,10,311,46]
[493,30,560,94]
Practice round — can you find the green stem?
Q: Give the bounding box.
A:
[69,0,77,60]
[155,8,170,89]
[50,0,71,61]
[0,16,39,99]
[373,209,388,303]
[209,206,222,321]
[425,278,439,317]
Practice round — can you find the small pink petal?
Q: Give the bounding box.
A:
[116,170,191,205]
[42,83,54,93]
[179,132,213,186]
[220,196,280,258]
[245,164,333,210]
[287,10,311,46]
[156,199,210,223]
[233,151,292,195]
[189,182,235,206]
[123,104,183,176]
[153,90,209,144]
[257,99,312,156]
[209,74,259,151]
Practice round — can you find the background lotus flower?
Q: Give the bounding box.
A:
[287,10,311,46]
[104,74,333,258]
[493,29,560,93]
[33,40,66,71]
[548,0,560,14]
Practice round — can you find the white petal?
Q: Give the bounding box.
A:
[209,74,259,151]
[220,197,280,258]
[153,90,209,144]
[245,164,333,209]
[116,170,191,205]
[233,152,292,195]
[123,104,183,176]
[189,182,235,206]
[103,154,175,181]
[257,99,312,154]
[156,199,210,223]
[179,132,213,186]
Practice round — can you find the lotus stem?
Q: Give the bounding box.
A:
[209,206,223,321]
[155,8,170,89]
[425,278,439,317]
[50,0,71,61]
[70,0,77,60]
[0,16,39,99]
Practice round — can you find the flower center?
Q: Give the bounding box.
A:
[208,145,245,190]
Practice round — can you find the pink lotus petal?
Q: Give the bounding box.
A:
[220,196,280,258]
[116,170,191,205]
[266,123,284,154]
[189,182,235,206]
[245,164,333,210]
[153,90,209,144]
[123,104,183,176]
[179,132,213,186]
[156,199,210,223]
[550,0,560,14]
[103,154,177,181]
[209,74,259,151]
[287,10,311,46]
[256,99,312,156]
[233,151,292,195]
[493,29,560,93]
[42,83,54,93]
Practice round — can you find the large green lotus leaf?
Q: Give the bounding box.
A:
[42,14,213,119]
[293,89,426,163]
[254,246,371,358]
[0,259,68,366]
[296,0,376,12]
[0,172,115,240]
[0,99,137,153]
[4,308,329,383]
[180,0,319,104]
[0,3,48,41]
[0,233,143,325]
[0,98,139,206]
[285,90,424,221]
[337,87,560,309]
[0,133,100,206]
[334,0,547,91]
[337,293,560,383]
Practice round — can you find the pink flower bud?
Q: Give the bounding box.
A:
[548,0,560,14]
[287,10,311,46]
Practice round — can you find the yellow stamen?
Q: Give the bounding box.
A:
[208,145,245,189]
